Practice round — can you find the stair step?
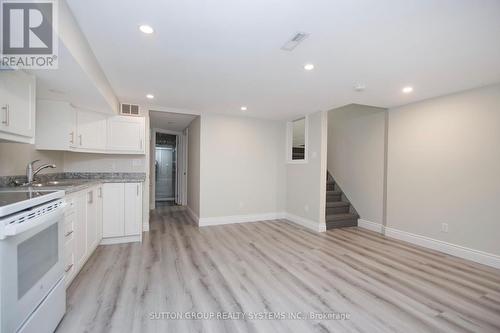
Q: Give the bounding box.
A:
[326,180,335,185]
[326,219,358,229]
[326,213,358,222]
[326,190,342,196]
[326,201,349,208]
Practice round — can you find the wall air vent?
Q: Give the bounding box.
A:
[281,32,310,51]
[120,103,140,116]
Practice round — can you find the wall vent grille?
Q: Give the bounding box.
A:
[120,103,140,116]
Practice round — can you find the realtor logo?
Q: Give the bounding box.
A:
[1,0,58,69]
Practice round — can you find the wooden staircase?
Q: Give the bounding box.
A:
[326,172,358,229]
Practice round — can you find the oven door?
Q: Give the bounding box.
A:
[0,207,64,333]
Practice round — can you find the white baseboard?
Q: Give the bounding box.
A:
[198,212,284,227]
[357,219,500,269]
[187,206,199,224]
[284,213,326,232]
[358,219,384,233]
[143,223,150,232]
[100,235,141,245]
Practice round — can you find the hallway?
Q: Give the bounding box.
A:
[57,206,500,333]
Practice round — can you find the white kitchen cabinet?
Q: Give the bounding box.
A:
[96,185,103,242]
[102,183,124,238]
[0,71,36,143]
[73,191,88,271]
[76,110,107,151]
[36,100,77,150]
[85,188,99,253]
[36,100,145,155]
[64,185,104,288]
[102,182,143,244]
[124,183,143,235]
[106,116,145,153]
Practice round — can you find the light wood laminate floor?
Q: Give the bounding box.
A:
[57,206,500,333]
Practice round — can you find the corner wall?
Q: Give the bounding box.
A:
[387,83,500,257]
[327,104,386,224]
[285,111,327,231]
[198,113,286,223]
[187,116,201,219]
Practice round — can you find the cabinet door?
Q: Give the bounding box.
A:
[0,71,35,138]
[36,100,77,150]
[96,186,103,242]
[74,192,88,270]
[102,183,125,238]
[124,183,143,236]
[86,188,98,253]
[107,116,145,153]
[77,110,107,150]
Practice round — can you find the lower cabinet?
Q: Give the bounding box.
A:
[63,183,142,288]
[63,185,104,288]
[102,183,143,243]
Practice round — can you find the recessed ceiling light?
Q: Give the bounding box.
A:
[240,106,248,111]
[304,63,315,71]
[402,86,413,94]
[139,25,154,34]
[146,94,154,99]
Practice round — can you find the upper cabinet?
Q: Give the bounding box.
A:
[0,71,36,143]
[36,100,145,155]
[76,110,107,151]
[107,116,145,153]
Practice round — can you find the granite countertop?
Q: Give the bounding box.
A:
[0,172,146,195]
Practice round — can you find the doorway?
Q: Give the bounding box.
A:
[155,132,177,204]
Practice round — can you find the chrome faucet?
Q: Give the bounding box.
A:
[26,160,57,184]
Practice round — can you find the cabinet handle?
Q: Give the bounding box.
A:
[65,230,74,237]
[88,191,93,204]
[99,187,103,198]
[137,184,139,196]
[1,104,9,126]
[65,264,74,273]
[70,131,75,144]
[140,139,143,150]
[79,134,83,146]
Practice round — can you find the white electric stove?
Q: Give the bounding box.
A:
[0,189,66,333]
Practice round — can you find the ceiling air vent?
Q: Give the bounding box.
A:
[281,32,309,51]
[120,103,140,116]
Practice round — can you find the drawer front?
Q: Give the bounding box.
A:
[64,239,75,286]
[64,214,75,244]
[64,196,76,217]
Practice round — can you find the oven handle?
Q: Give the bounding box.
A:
[3,204,66,237]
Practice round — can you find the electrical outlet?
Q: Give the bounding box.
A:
[441,223,449,233]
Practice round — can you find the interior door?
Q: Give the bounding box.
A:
[155,147,175,200]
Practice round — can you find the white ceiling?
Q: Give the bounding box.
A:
[29,42,114,114]
[150,111,196,132]
[66,0,500,120]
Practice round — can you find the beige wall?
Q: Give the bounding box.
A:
[286,111,327,227]
[187,116,201,217]
[387,84,500,255]
[63,152,146,172]
[327,104,386,224]
[199,113,286,218]
[0,143,65,176]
